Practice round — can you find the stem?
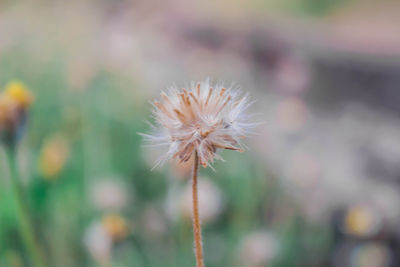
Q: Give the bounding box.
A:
[5,148,46,267]
[192,152,204,267]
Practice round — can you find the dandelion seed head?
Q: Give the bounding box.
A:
[142,79,257,168]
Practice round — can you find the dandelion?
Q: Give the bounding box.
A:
[141,78,256,267]
[0,81,33,147]
[0,81,46,267]
[142,79,256,168]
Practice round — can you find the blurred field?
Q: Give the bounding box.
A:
[1,0,400,266]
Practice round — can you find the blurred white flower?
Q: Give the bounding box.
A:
[342,204,382,238]
[84,222,112,264]
[165,178,224,223]
[239,231,279,267]
[274,55,310,94]
[350,242,391,267]
[371,185,400,228]
[275,97,308,134]
[141,206,167,239]
[287,151,321,189]
[89,178,129,211]
[181,178,224,223]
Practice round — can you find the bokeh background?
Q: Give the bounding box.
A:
[1,0,400,266]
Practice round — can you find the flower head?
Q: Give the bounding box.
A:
[102,214,129,242]
[0,81,34,147]
[4,81,34,109]
[142,79,256,168]
[39,134,70,179]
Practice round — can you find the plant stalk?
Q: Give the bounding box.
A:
[192,152,204,267]
[5,148,46,267]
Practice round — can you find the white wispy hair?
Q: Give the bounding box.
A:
[141,78,258,168]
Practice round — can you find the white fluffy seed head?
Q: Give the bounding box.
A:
[141,79,257,168]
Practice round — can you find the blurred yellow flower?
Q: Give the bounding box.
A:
[4,81,34,109]
[102,214,129,242]
[0,81,34,147]
[345,205,381,237]
[39,135,69,179]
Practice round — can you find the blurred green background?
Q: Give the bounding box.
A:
[1,0,400,266]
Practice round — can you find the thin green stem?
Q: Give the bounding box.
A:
[5,148,46,267]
